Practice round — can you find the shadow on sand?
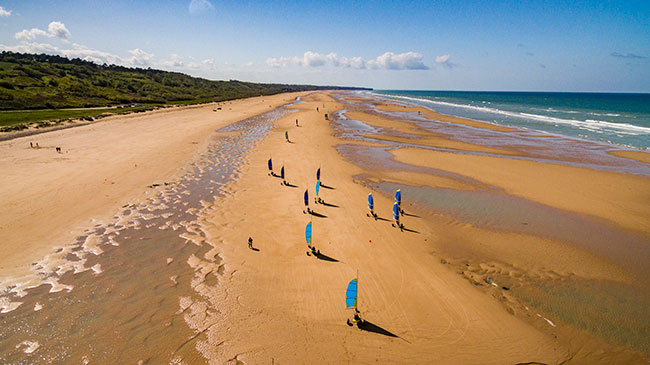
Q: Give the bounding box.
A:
[250,247,260,252]
[403,212,420,218]
[314,251,339,262]
[357,320,399,338]
[320,183,335,190]
[308,210,328,218]
[282,182,298,188]
[321,201,339,208]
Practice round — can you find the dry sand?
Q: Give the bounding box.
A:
[0,92,305,278]
[185,93,572,363]
[1,91,648,363]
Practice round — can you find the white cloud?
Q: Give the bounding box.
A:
[301,51,339,67]
[435,54,455,69]
[266,57,292,68]
[368,52,428,70]
[160,54,185,68]
[1,42,125,65]
[0,6,12,17]
[15,28,49,41]
[48,21,71,40]
[15,21,72,42]
[435,54,451,63]
[128,48,154,67]
[189,0,214,14]
[267,51,429,70]
[202,58,216,69]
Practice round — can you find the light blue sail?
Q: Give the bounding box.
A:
[305,222,312,244]
[368,193,374,211]
[346,278,358,308]
[316,180,320,196]
[393,201,399,221]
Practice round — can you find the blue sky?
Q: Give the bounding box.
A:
[1,0,649,92]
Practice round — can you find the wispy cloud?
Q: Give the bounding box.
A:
[189,0,214,14]
[435,54,456,69]
[266,51,428,70]
[0,6,12,17]
[266,56,295,68]
[611,52,646,59]
[15,21,71,42]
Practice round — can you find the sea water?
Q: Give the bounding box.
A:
[370,90,650,150]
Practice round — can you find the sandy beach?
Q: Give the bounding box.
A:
[1,91,649,363]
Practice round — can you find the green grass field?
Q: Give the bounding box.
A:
[0,105,158,131]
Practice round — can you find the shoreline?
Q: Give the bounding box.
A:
[0,92,308,280]
[367,92,650,167]
[188,92,648,361]
[0,91,648,362]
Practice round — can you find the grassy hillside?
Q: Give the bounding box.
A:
[0,52,368,111]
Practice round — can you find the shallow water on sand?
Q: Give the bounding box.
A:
[373,181,650,281]
[333,93,650,357]
[0,108,289,363]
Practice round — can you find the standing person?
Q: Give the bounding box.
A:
[248,237,253,249]
[285,131,289,142]
[296,118,299,126]
[30,141,33,148]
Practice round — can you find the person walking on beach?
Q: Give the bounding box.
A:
[248,237,253,249]
[285,131,289,142]
[296,118,299,126]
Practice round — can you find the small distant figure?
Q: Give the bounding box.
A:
[285,131,289,142]
[324,113,328,120]
[56,147,61,153]
[248,237,253,249]
[295,118,299,126]
[316,107,319,112]
[30,141,33,148]
[35,142,39,149]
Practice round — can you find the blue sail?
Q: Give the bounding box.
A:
[346,278,358,308]
[304,189,309,206]
[393,201,399,221]
[317,168,321,181]
[368,193,374,210]
[395,189,401,205]
[281,166,285,179]
[316,180,320,196]
[268,158,272,171]
[305,222,312,244]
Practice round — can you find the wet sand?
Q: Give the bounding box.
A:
[1,91,649,363]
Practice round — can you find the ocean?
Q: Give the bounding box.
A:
[369,90,650,150]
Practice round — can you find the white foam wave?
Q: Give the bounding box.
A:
[16,340,40,354]
[375,93,650,136]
